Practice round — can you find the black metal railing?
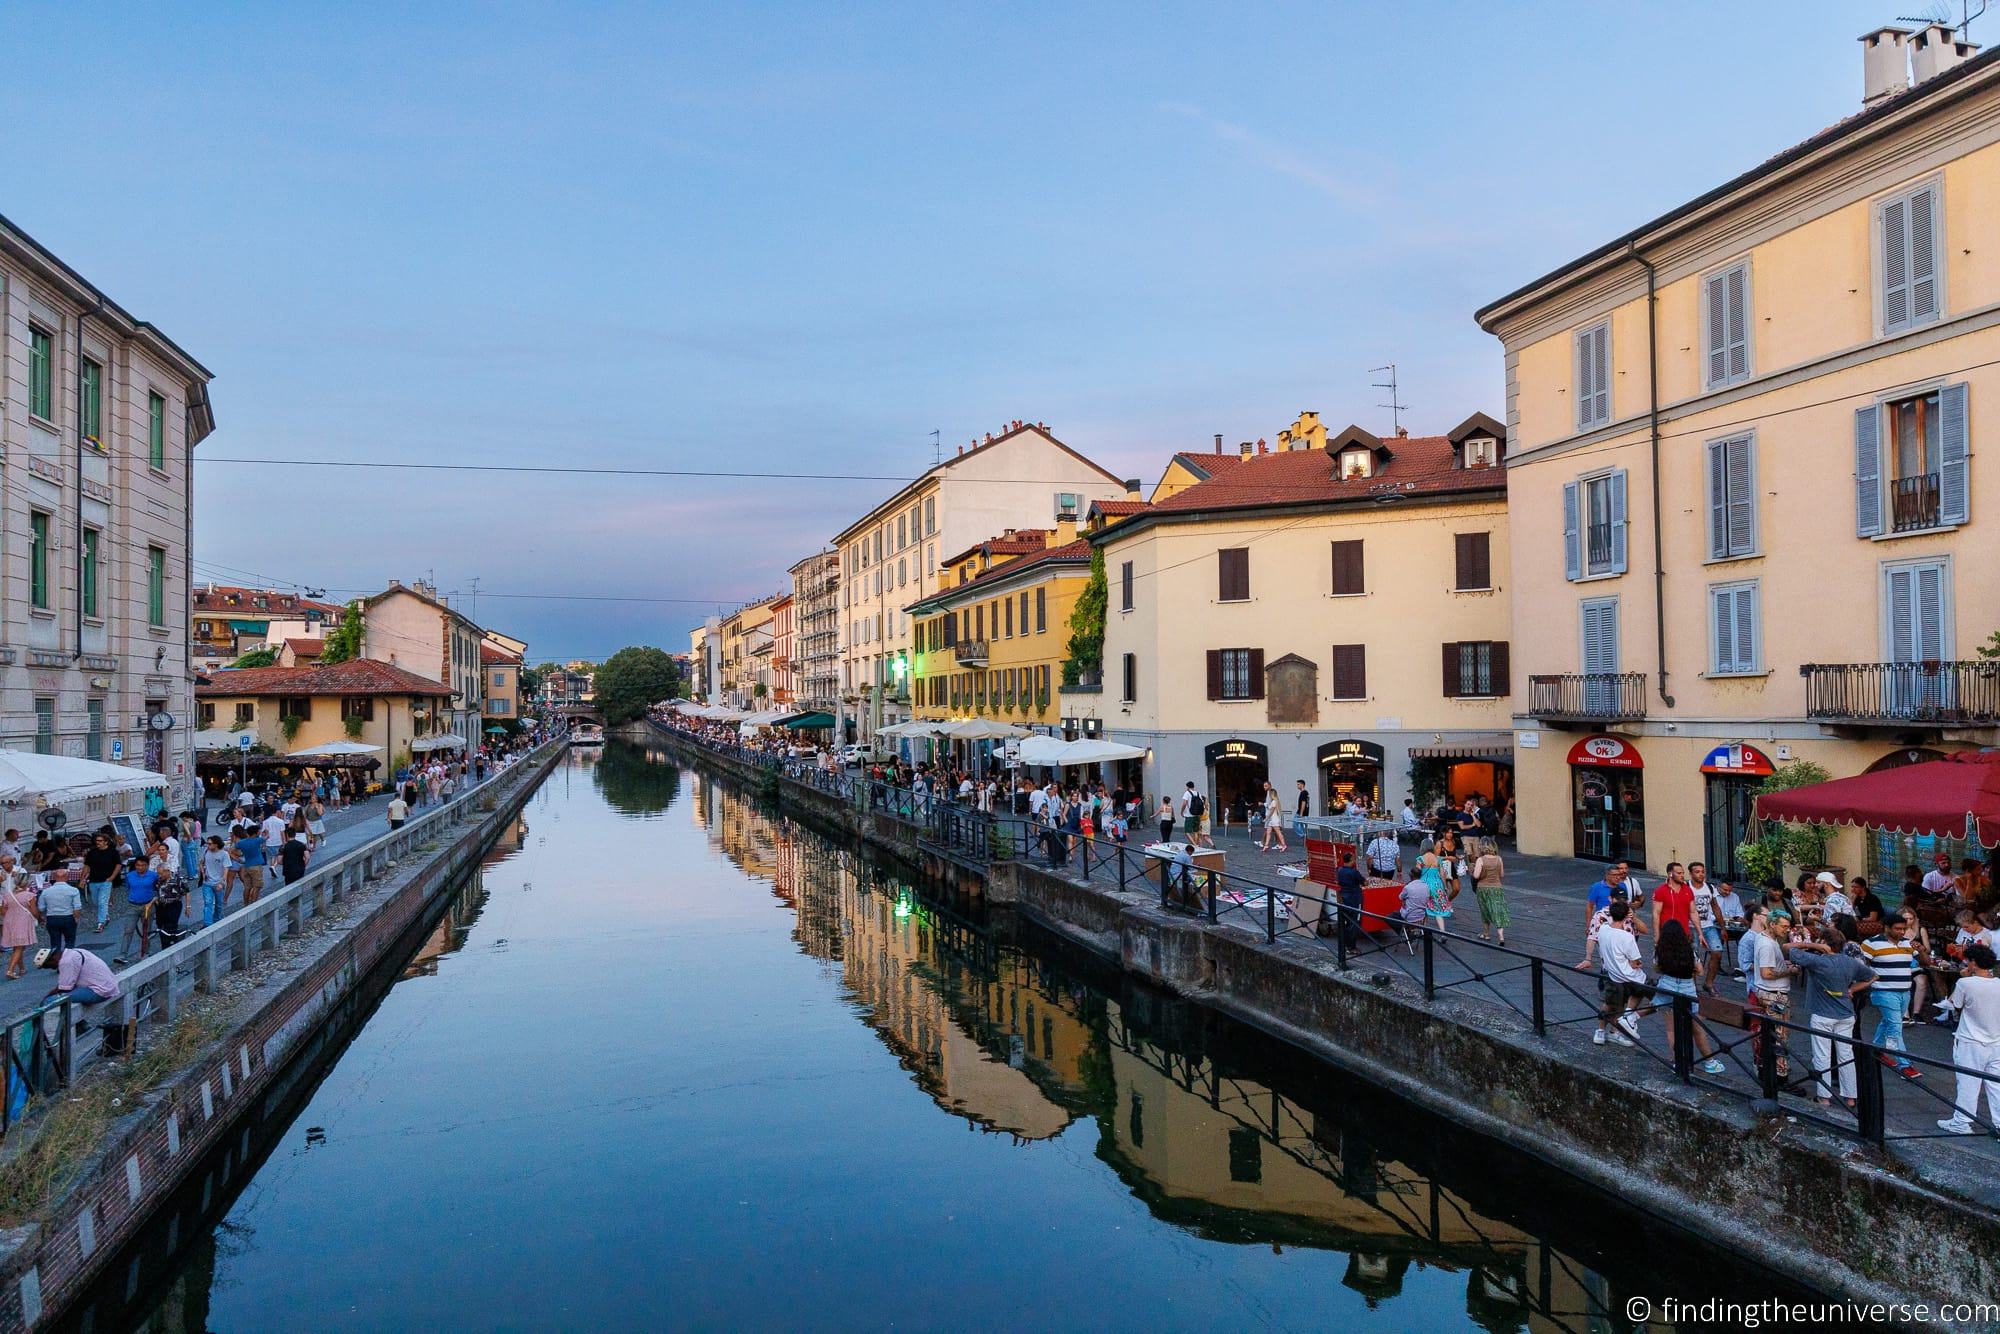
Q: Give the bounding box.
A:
[1891,472,1941,533]
[1526,672,1647,721]
[1584,520,1614,572]
[1,1001,74,1137]
[1802,661,2000,727]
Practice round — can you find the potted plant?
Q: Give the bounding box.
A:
[1735,760,1838,885]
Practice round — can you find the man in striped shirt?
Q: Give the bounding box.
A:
[1859,916,1921,1082]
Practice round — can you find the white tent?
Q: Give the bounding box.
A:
[878,720,948,739]
[410,736,466,752]
[0,751,167,807]
[193,728,245,752]
[290,741,384,757]
[1051,738,1146,765]
[940,720,1029,741]
[1013,735,1069,766]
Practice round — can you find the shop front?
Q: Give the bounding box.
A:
[1317,738,1384,814]
[1567,735,1644,864]
[1409,733,1515,817]
[1204,737,1270,829]
[1700,743,1774,882]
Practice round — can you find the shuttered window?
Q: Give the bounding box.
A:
[1330,645,1366,700]
[1453,532,1491,590]
[27,328,53,420]
[1703,261,1751,388]
[1035,586,1046,633]
[1574,321,1611,430]
[1120,560,1134,611]
[1708,581,1761,675]
[1706,434,1758,559]
[1217,548,1250,601]
[1880,180,1942,336]
[1884,561,1948,663]
[1563,470,1628,579]
[1442,642,1509,698]
[1206,648,1262,700]
[1004,597,1013,638]
[1121,652,1137,703]
[1330,540,1364,596]
[1855,382,1969,534]
[1581,599,1620,675]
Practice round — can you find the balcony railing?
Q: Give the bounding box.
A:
[1803,661,2000,727]
[1891,473,1941,533]
[1526,673,1647,722]
[1584,521,1614,573]
[955,640,989,666]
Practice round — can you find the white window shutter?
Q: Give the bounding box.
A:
[1726,264,1749,380]
[1707,441,1729,559]
[1563,481,1580,581]
[1705,272,1729,387]
[1888,568,1916,662]
[1726,436,1756,555]
[1608,468,1629,574]
[1882,196,1910,332]
[1939,381,1970,526]
[1592,326,1610,424]
[1910,184,1939,324]
[1854,405,1883,537]
[1916,564,1945,660]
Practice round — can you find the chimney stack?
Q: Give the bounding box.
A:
[1213,433,1223,451]
[1238,439,1254,459]
[1123,477,1142,499]
[1912,22,1979,83]
[1861,26,1913,108]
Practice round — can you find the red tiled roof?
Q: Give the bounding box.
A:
[480,643,521,665]
[933,539,1092,598]
[284,638,325,659]
[197,658,454,698]
[1141,435,1505,518]
[940,529,1050,568]
[1172,451,1249,479]
[193,585,343,617]
[1089,499,1149,516]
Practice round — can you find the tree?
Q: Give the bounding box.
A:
[593,646,682,726]
[520,663,548,702]
[232,646,278,669]
[318,600,366,665]
[1062,548,1107,685]
[1735,760,1836,883]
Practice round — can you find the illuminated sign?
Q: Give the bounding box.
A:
[1317,738,1385,766]
[1700,743,1774,776]
[1565,735,1642,769]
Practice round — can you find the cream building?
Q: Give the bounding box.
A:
[788,551,840,715]
[1476,26,2000,879]
[359,580,486,753]
[1093,413,1513,820]
[1,215,215,796]
[197,658,454,780]
[832,421,1131,746]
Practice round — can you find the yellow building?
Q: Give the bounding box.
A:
[1092,413,1513,818]
[907,522,1092,731]
[1476,26,2000,879]
[719,595,781,707]
[196,658,456,777]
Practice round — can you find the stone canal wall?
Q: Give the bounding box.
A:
[642,724,2000,1319]
[0,741,566,1332]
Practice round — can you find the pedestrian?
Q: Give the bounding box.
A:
[1259,783,1288,853]
[1858,915,1921,1082]
[115,857,160,965]
[1937,943,2000,1134]
[1589,900,1646,1048]
[1,873,38,979]
[1178,782,1198,842]
[280,826,312,885]
[1293,779,1310,839]
[200,835,231,926]
[388,792,410,830]
[36,874,80,954]
[1654,920,1726,1074]
[82,832,120,936]
[1787,925,1875,1110]
[1155,796,1174,846]
[36,946,120,1008]
[1364,826,1401,883]
[1334,849,1365,947]
[1470,838,1509,946]
[305,795,327,851]
[232,826,269,906]
[1419,851,1452,933]
[1652,861,1694,947]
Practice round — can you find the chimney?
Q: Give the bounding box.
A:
[1288,433,1308,452]
[1257,439,1268,455]
[1049,516,1078,546]
[1912,22,1979,83]
[1213,433,1223,451]
[1123,477,1142,498]
[1861,26,1913,107]
[1238,438,1254,459]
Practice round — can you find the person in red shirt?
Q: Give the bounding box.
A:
[1651,861,1696,953]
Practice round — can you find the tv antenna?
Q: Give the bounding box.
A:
[1370,364,1408,435]
[929,428,941,466]
[1897,0,1986,37]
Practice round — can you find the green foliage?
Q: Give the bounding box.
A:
[1977,629,2000,660]
[753,682,768,698]
[520,663,548,700]
[318,601,365,665]
[1061,548,1107,686]
[279,714,305,744]
[1735,760,1836,882]
[231,646,278,669]
[1408,757,1447,813]
[343,714,366,739]
[593,645,682,726]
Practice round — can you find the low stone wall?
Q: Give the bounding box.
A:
[0,743,564,1332]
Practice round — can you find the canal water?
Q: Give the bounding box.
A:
[87,746,1793,1332]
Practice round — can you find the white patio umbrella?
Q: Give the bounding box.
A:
[410,735,466,752]
[0,751,167,806]
[1051,738,1146,765]
[940,720,1029,741]
[1013,734,1069,766]
[193,728,244,752]
[290,740,384,757]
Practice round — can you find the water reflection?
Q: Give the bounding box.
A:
[590,740,682,816]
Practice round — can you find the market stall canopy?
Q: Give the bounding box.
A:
[410,736,466,752]
[940,720,1029,741]
[1753,750,2000,848]
[772,711,834,730]
[0,751,167,806]
[193,728,245,752]
[878,721,948,738]
[291,741,384,757]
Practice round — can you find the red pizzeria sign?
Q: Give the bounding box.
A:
[1566,735,1643,769]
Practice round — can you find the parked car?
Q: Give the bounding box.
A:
[837,743,872,766]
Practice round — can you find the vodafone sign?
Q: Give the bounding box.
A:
[1565,735,1643,769]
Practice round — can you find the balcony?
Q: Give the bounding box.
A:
[1890,473,1941,533]
[1584,521,1614,573]
[1803,661,2000,730]
[1526,673,1647,724]
[955,640,989,666]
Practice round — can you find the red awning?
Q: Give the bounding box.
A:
[1753,750,2000,847]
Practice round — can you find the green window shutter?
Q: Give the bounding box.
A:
[28,329,52,419]
[29,513,49,610]
[148,391,167,468]
[80,358,102,444]
[148,546,167,625]
[81,529,98,619]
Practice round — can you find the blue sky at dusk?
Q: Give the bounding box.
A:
[0,1,1918,660]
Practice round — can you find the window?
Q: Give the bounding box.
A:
[1035,586,1046,633]
[1004,597,1013,638]
[1443,641,1509,697]
[1581,597,1621,675]
[33,699,55,755]
[199,702,216,726]
[1217,548,1249,601]
[148,546,168,625]
[1120,652,1137,703]
[28,328,53,420]
[1120,561,1134,612]
[1453,532,1491,591]
[84,699,104,761]
[148,391,168,469]
[80,528,100,618]
[1706,434,1758,558]
[1331,645,1366,700]
[1879,179,1942,336]
[1708,581,1761,675]
[1855,384,1969,537]
[1017,591,1028,637]
[1574,320,1611,430]
[1562,469,1627,579]
[897,516,907,549]
[1205,648,1263,701]
[198,620,213,636]
[234,702,255,726]
[925,497,935,534]
[492,670,507,689]
[29,513,50,610]
[897,559,906,588]
[1330,540,1364,596]
[1884,560,1949,664]
[340,696,375,722]
[1702,261,1751,388]
[974,605,984,640]
[79,357,102,444]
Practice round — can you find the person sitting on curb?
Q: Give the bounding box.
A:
[37,945,122,1008]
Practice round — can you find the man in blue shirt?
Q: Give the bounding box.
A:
[1334,850,1367,949]
[232,828,269,905]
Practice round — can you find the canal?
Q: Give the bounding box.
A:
[78,746,1795,1331]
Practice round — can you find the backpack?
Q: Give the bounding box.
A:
[1190,794,1207,820]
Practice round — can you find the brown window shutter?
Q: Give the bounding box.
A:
[1248,647,1266,699]
[1491,641,1511,696]
[1121,561,1134,611]
[1456,532,1491,590]
[1219,548,1249,600]
[1442,642,1462,697]
[1206,649,1222,700]
[1330,540,1363,596]
[1331,644,1365,699]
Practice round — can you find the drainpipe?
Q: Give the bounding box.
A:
[1628,244,1675,710]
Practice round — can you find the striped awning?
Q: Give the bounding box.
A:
[1408,733,1514,761]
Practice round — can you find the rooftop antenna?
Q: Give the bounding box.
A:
[1898,0,1986,36]
[1370,363,1408,435]
[465,575,481,623]
[929,428,942,466]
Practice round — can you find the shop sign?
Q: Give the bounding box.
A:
[1700,743,1774,776]
[1203,737,1269,764]
[1565,735,1642,769]
[1317,738,1385,765]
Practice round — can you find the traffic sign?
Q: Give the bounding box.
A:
[110,738,124,761]
[239,733,253,751]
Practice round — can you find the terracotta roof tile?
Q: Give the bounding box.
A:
[480,643,521,665]
[193,585,344,617]
[197,658,454,698]
[284,638,325,659]
[1143,435,1505,517]
[1089,499,1150,516]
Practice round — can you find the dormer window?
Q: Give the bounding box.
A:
[1339,449,1374,480]
[1462,436,1497,469]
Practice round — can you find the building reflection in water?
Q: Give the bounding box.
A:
[694,776,1625,1332]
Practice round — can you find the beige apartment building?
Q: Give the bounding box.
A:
[788,551,839,715]
[1092,413,1513,820]
[719,594,780,707]
[360,580,486,753]
[1477,26,2000,880]
[1,216,215,796]
[833,421,1131,745]
[197,658,453,777]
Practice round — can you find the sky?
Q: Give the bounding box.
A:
[0,0,1938,660]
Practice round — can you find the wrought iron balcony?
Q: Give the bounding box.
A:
[955,640,989,666]
[1802,661,2000,728]
[1890,473,1941,534]
[1526,673,1647,722]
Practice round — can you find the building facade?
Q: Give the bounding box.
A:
[360,580,486,754]
[788,551,840,714]
[191,585,344,672]
[1,217,215,797]
[770,593,794,705]
[833,421,1131,745]
[719,595,780,707]
[1477,26,2000,878]
[481,642,522,721]
[197,659,453,775]
[1092,414,1513,822]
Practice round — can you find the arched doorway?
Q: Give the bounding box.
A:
[1317,738,1384,814]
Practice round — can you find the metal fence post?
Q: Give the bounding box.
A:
[1855,1038,1886,1144]
[1672,996,1694,1083]
[1204,871,1217,924]
[1422,929,1435,1000]
[1265,882,1276,942]
[1754,1014,1781,1111]
[1530,958,1546,1036]
[1335,900,1348,969]
[1116,843,1127,892]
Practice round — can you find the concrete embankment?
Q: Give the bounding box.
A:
[639,724,2000,1319]
[0,742,564,1332]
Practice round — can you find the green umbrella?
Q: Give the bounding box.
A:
[485,726,508,734]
